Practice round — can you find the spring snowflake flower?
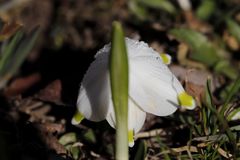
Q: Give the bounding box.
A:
[72,38,196,147]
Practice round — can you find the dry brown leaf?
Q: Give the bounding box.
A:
[170,65,211,86]
[35,123,67,154]
[4,73,41,97]
[223,31,239,51]
[170,65,212,101]
[35,79,63,105]
[17,98,55,123]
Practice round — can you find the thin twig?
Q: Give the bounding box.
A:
[134,129,166,140]
[157,146,198,156]
[214,144,233,159]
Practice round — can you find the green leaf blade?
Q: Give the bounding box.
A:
[0,27,40,89]
[170,28,220,66]
[138,0,176,14]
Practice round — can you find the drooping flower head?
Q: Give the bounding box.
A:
[72,38,196,147]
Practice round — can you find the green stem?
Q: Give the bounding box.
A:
[110,21,129,160]
[116,117,128,160]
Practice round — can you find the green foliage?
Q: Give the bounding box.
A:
[128,0,176,21]
[128,0,148,20]
[220,76,240,116]
[196,0,216,20]
[0,27,40,89]
[205,79,238,158]
[170,28,221,66]
[170,28,238,79]
[59,132,81,160]
[83,129,96,144]
[170,78,240,159]
[214,60,237,80]
[137,0,176,15]
[133,140,147,160]
[59,132,77,146]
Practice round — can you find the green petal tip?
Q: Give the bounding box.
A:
[71,111,84,125]
[178,91,196,110]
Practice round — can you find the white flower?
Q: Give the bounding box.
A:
[72,38,196,147]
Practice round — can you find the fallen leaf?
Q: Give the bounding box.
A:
[170,65,210,86]
[35,80,63,105]
[223,31,239,51]
[4,73,41,97]
[170,65,214,101]
[35,123,67,154]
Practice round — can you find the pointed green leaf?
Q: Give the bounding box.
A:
[8,28,40,73]
[0,27,40,89]
[0,30,24,65]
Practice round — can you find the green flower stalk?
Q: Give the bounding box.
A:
[109,21,129,160]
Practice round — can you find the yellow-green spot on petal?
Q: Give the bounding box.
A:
[128,130,134,147]
[160,53,171,65]
[71,111,84,125]
[178,92,195,110]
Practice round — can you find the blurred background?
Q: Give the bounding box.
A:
[0,0,240,159]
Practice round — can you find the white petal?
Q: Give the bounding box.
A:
[99,38,168,65]
[105,101,115,129]
[126,38,158,58]
[106,99,146,147]
[76,50,110,121]
[129,56,185,116]
[106,99,146,133]
[128,98,146,133]
[128,99,146,147]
